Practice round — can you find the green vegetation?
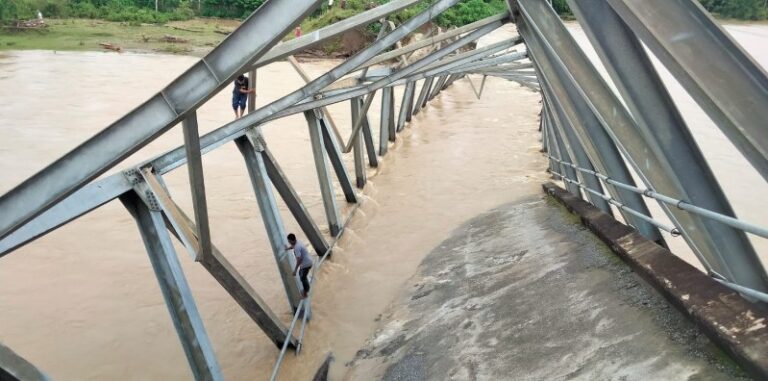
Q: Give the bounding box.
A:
[0,18,232,54]
[551,0,768,20]
[1,0,767,55]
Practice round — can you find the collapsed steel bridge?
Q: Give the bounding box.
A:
[1,0,767,379]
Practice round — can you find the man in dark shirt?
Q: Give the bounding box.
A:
[232,74,255,119]
[287,233,313,298]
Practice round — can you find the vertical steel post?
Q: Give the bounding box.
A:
[412,77,433,116]
[181,112,212,261]
[305,110,342,237]
[351,98,367,188]
[357,97,380,168]
[543,92,612,214]
[120,191,222,381]
[379,87,393,155]
[247,69,257,112]
[405,82,416,122]
[261,147,330,256]
[397,82,415,132]
[235,129,302,310]
[318,113,357,203]
[387,87,397,142]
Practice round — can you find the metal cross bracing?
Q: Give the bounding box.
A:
[2,0,768,379]
[0,1,533,379]
[512,0,768,297]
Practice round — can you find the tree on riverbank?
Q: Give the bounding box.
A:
[1,0,766,28]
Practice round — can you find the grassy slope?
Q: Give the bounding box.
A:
[0,18,240,55]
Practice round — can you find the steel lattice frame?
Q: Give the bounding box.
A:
[1,0,767,379]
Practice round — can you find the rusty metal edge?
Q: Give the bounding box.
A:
[543,182,768,379]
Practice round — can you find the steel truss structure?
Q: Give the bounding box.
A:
[0,0,766,379]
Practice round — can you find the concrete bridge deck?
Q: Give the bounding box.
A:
[346,196,748,380]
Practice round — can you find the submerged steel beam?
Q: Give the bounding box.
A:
[182,112,212,261]
[155,194,296,349]
[606,0,768,182]
[0,0,323,241]
[413,77,433,116]
[397,81,416,131]
[319,114,357,203]
[380,87,394,155]
[351,98,367,188]
[260,146,329,256]
[121,191,222,381]
[305,111,342,237]
[236,130,303,309]
[358,97,380,168]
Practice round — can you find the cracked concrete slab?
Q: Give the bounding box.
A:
[344,198,749,380]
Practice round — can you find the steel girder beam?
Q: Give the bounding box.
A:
[568,0,760,282]
[150,181,295,349]
[542,90,612,214]
[517,0,767,288]
[305,111,342,237]
[0,173,131,257]
[605,0,768,182]
[252,0,420,69]
[413,77,433,116]
[356,97,380,168]
[287,55,345,146]
[0,342,49,381]
[150,0,467,175]
[318,114,358,203]
[260,145,329,256]
[351,98,367,188]
[120,191,222,381]
[519,17,664,244]
[235,131,303,310]
[359,12,509,70]
[343,91,377,153]
[544,103,581,196]
[266,20,504,123]
[0,8,506,257]
[0,0,323,241]
[379,86,394,155]
[397,81,416,131]
[181,112,212,261]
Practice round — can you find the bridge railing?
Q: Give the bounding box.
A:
[513,0,768,298]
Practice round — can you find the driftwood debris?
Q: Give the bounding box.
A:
[99,43,122,52]
[214,29,231,35]
[170,25,202,33]
[161,35,188,43]
[3,19,46,30]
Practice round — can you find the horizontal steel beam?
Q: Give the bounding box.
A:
[0,0,324,241]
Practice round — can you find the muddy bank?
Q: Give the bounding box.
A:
[345,198,749,380]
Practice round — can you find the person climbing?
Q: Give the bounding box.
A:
[232,74,255,119]
[287,233,313,298]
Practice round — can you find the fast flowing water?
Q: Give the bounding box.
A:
[0,23,765,380]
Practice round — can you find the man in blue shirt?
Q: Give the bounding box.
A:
[232,74,255,119]
[287,233,313,298]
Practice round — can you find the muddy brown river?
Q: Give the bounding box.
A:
[0,23,766,380]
